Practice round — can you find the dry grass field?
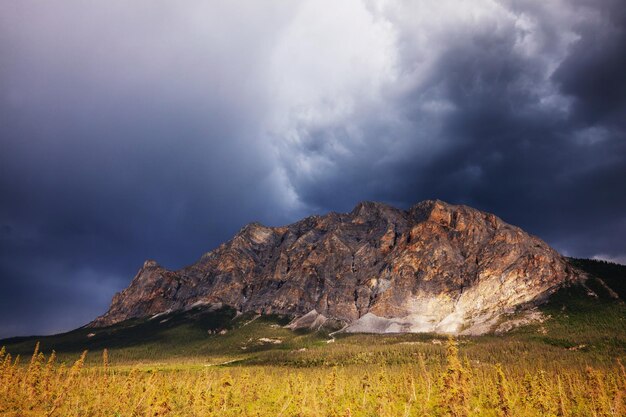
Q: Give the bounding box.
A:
[1,339,625,417]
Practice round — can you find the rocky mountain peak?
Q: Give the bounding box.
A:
[91,200,582,334]
[351,200,394,215]
[142,259,161,269]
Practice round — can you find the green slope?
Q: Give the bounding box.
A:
[568,257,626,298]
[0,306,332,365]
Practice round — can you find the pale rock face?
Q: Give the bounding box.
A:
[286,310,328,331]
[90,200,581,334]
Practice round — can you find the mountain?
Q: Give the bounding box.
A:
[91,200,585,335]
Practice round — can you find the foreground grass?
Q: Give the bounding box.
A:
[2,340,625,417]
[1,308,625,417]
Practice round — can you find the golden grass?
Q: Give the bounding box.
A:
[1,339,625,417]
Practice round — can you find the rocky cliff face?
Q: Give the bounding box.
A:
[91,200,581,334]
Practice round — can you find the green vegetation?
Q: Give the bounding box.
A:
[568,257,626,299]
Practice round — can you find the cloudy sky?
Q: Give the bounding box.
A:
[1,0,625,338]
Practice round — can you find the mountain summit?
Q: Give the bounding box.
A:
[91,200,581,335]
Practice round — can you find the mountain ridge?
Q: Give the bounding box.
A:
[90,200,583,335]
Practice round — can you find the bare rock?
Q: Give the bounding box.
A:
[90,200,582,335]
[286,310,328,331]
[258,338,282,344]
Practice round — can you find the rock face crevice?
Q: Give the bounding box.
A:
[90,200,581,334]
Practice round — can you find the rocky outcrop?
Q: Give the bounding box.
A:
[90,200,582,334]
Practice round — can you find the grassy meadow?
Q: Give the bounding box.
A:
[1,259,625,416]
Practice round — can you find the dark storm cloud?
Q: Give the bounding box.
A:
[553,0,626,127]
[1,0,625,338]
